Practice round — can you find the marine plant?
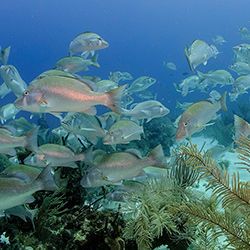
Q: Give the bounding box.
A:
[123,159,199,250]
[171,139,250,249]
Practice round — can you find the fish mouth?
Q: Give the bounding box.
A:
[14,98,23,109]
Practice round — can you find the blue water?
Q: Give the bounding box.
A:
[1,0,250,126]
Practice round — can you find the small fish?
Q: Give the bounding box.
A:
[176,91,227,140]
[61,112,106,144]
[122,100,170,122]
[184,39,219,72]
[209,90,221,101]
[163,61,177,70]
[228,62,250,75]
[69,31,109,58]
[174,75,199,97]
[212,35,227,45]
[121,94,134,108]
[0,103,20,123]
[126,76,156,95]
[233,44,250,64]
[229,74,250,101]
[234,114,250,140]
[175,100,192,111]
[238,27,250,40]
[103,120,144,146]
[197,70,234,86]
[81,144,168,187]
[0,65,27,97]
[53,54,100,73]
[135,89,157,100]
[14,75,126,116]
[0,165,57,211]
[24,144,92,168]
[0,126,39,155]
[109,71,133,83]
[207,144,232,160]
[96,80,119,93]
[0,46,11,65]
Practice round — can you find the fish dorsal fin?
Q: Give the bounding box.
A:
[125,149,142,158]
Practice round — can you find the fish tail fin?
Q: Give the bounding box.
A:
[78,145,93,163]
[90,54,100,67]
[35,164,58,191]
[24,126,39,152]
[218,91,227,111]
[184,47,194,72]
[0,46,11,65]
[196,70,205,83]
[105,85,127,114]
[147,144,169,169]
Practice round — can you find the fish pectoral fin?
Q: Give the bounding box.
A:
[203,61,208,65]
[80,106,97,115]
[196,122,215,129]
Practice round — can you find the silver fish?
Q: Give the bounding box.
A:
[103,120,144,145]
[238,27,250,40]
[53,54,100,73]
[126,76,156,95]
[69,31,109,58]
[184,39,219,72]
[81,144,168,187]
[0,65,27,97]
[14,75,126,116]
[212,35,227,45]
[163,61,177,70]
[122,100,170,122]
[0,46,11,65]
[61,112,106,144]
[228,62,250,75]
[0,103,20,123]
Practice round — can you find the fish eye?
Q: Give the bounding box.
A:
[183,122,188,127]
[98,38,102,41]
[24,90,29,95]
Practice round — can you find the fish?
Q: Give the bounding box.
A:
[96,79,119,93]
[238,27,250,40]
[0,103,20,123]
[61,112,106,144]
[207,144,233,160]
[209,90,221,101]
[121,94,134,108]
[126,76,156,95]
[109,71,133,83]
[24,144,92,168]
[0,65,27,97]
[175,91,227,140]
[69,31,109,58]
[14,75,126,116]
[234,114,250,141]
[228,62,250,75]
[163,61,177,70]
[135,89,157,100]
[3,117,36,136]
[122,100,170,122]
[184,39,219,72]
[233,44,250,64]
[0,46,11,65]
[0,126,39,155]
[0,165,57,211]
[212,35,227,45]
[175,100,192,111]
[81,144,168,187]
[0,164,42,183]
[197,70,234,87]
[53,54,100,73]
[174,75,200,97]
[103,120,144,146]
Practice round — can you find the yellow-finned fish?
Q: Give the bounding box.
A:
[176,91,227,141]
[14,75,126,116]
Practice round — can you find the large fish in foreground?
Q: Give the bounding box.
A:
[0,165,57,211]
[175,91,227,141]
[14,75,126,116]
